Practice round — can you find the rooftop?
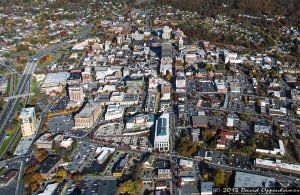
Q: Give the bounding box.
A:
[234,171,275,188]
[44,72,70,84]
[38,155,62,174]
[75,100,100,118]
[20,107,35,118]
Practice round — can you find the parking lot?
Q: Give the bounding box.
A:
[231,154,251,169]
[75,178,117,195]
[195,81,216,93]
[68,142,96,173]
[47,114,74,134]
[94,123,123,137]
[211,151,228,165]
[49,95,69,111]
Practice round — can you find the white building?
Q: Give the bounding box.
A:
[68,85,85,103]
[96,147,115,164]
[201,182,214,195]
[126,113,155,130]
[255,158,300,175]
[162,26,172,40]
[60,138,73,148]
[105,105,124,120]
[42,72,70,92]
[38,183,58,195]
[214,79,227,93]
[20,107,37,137]
[256,140,285,156]
[154,113,170,152]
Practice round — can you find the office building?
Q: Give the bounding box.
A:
[68,85,85,102]
[20,107,37,137]
[74,100,102,128]
[234,171,275,188]
[154,113,170,152]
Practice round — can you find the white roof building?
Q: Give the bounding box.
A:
[38,183,58,195]
[234,172,275,188]
[154,113,170,152]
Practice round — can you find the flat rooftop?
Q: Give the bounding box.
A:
[75,101,100,118]
[44,72,70,84]
[234,171,275,188]
[14,136,34,156]
[38,155,61,174]
[20,107,35,118]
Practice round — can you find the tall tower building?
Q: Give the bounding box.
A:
[68,85,85,102]
[162,26,172,40]
[20,107,37,137]
[117,35,124,46]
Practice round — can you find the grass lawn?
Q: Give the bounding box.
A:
[0,124,20,158]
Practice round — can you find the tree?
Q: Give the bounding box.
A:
[57,168,67,178]
[178,136,198,157]
[165,74,172,81]
[118,180,142,194]
[71,173,83,182]
[202,129,215,141]
[213,169,225,187]
[37,150,48,162]
[30,182,38,192]
[202,170,209,181]
[32,173,42,184]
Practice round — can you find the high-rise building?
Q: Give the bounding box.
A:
[68,85,85,102]
[154,113,170,152]
[20,107,37,137]
[162,26,172,40]
[117,35,124,46]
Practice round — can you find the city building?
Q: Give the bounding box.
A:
[38,155,63,179]
[96,147,115,164]
[20,107,37,137]
[255,158,300,175]
[38,183,58,195]
[162,26,172,40]
[160,84,171,100]
[35,133,53,149]
[42,72,70,92]
[234,171,275,188]
[154,113,170,152]
[256,140,285,156]
[160,43,173,76]
[200,182,214,195]
[113,153,129,177]
[126,113,155,131]
[74,100,102,128]
[191,116,208,128]
[0,75,8,95]
[105,105,125,121]
[68,85,85,103]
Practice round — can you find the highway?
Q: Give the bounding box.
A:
[0,24,93,148]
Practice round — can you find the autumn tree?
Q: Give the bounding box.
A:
[202,170,209,181]
[178,136,197,157]
[202,129,215,141]
[118,180,142,194]
[57,168,67,178]
[213,169,225,187]
[71,173,83,182]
